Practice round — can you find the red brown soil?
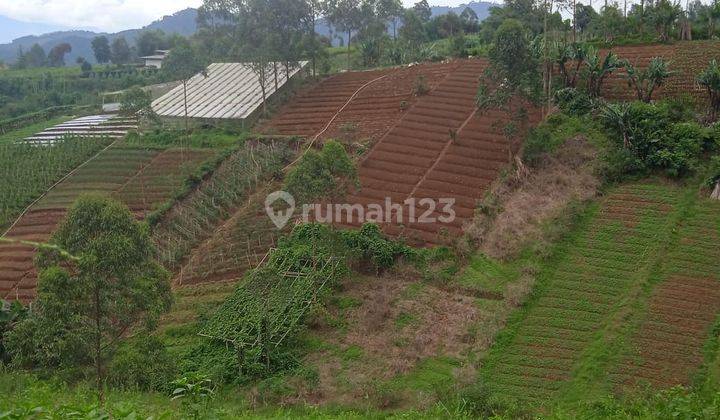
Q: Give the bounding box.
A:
[334,59,542,246]
[618,276,720,388]
[600,41,720,102]
[0,147,212,303]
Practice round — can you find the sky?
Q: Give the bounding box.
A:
[0,0,490,35]
[0,0,204,33]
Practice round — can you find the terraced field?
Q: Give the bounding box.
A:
[113,149,216,218]
[602,41,720,101]
[0,146,214,302]
[482,183,682,402]
[613,199,720,389]
[265,69,391,137]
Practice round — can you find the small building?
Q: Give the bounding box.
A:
[141,50,170,69]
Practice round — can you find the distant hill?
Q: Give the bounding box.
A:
[0,2,499,64]
[0,15,77,44]
[0,8,198,65]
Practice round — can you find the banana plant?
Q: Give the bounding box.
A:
[625,57,674,103]
[584,47,624,97]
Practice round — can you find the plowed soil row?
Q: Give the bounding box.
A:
[316,62,458,142]
[0,147,213,302]
[482,184,681,402]
[601,41,720,101]
[264,69,391,137]
[613,200,720,389]
[339,59,541,246]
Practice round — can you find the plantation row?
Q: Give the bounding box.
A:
[482,183,720,405]
[0,137,112,231]
[151,140,297,272]
[0,145,216,302]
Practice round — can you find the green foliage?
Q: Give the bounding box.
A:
[170,374,215,420]
[284,140,357,203]
[553,87,596,116]
[119,86,154,119]
[523,112,607,166]
[0,301,27,364]
[601,101,714,178]
[125,127,246,149]
[0,137,111,230]
[583,47,624,97]
[625,57,674,102]
[478,18,541,108]
[339,223,413,272]
[698,59,720,119]
[5,196,172,390]
[106,336,177,392]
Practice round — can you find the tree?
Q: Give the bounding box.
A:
[460,6,480,33]
[47,43,72,67]
[110,37,132,65]
[624,57,673,102]
[698,59,720,121]
[91,36,111,64]
[76,56,92,72]
[324,0,363,70]
[648,0,681,42]
[413,0,432,23]
[477,18,541,108]
[136,30,167,57]
[5,195,171,401]
[378,0,404,39]
[25,44,47,68]
[162,45,206,132]
[400,9,428,47]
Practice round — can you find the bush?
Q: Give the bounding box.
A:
[284,140,357,203]
[601,101,712,178]
[553,87,596,116]
[106,336,177,391]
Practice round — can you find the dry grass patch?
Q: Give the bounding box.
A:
[466,135,601,260]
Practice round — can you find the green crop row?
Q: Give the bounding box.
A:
[0,138,112,231]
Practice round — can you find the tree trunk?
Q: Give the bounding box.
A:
[347,30,352,71]
[183,80,189,134]
[712,181,720,200]
[273,62,278,91]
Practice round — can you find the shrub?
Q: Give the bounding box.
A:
[107,336,177,391]
[553,87,595,116]
[698,59,720,120]
[284,140,357,203]
[601,101,711,178]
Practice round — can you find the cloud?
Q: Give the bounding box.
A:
[0,0,203,32]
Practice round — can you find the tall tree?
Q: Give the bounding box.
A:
[378,0,404,39]
[110,37,132,65]
[324,0,363,70]
[91,36,111,64]
[136,30,167,57]
[413,0,432,22]
[5,195,171,402]
[25,43,47,68]
[47,43,72,67]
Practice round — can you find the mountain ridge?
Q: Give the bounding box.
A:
[0,2,498,65]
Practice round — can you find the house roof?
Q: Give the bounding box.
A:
[151,61,307,120]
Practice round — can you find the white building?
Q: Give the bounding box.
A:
[141,50,170,69]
